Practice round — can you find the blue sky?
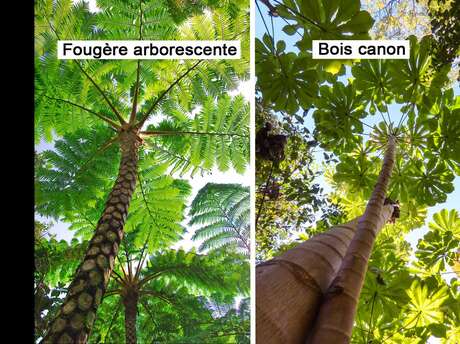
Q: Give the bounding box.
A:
[255,5,460,265]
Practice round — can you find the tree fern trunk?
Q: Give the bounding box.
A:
[123,290,139,344]
[307,135,397,344]
[41,131,140,344]
[256,217,361,344]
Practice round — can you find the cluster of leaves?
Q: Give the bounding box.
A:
[88,241,250,342]
[35,0,250,342]
[255,99,343,260]
[313,37,458,211]
[361,0,459,81]
[189,183,250,257]
[256,0,375,114]
[426,0,460,81]
[256,0,459,341]
[352,209,460,343]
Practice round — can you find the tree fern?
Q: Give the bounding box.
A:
[35,0,249,340]
[189,183,250,256]
[35,0,249,173]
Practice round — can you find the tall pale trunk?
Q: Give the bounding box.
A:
[41,131,140,344]
[123,289,139,344]
[307,135,397,343]
[256,217,361,343]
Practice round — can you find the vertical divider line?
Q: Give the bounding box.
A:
[249,0,256,342]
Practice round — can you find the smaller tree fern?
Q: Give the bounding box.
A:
[189,183,250,256]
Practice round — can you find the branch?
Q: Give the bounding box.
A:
[117,254,129,280]
[381,312,421,342]
[136,60,203,129]
[125,245,133,279]
[103,289,122,299]
[143,141,210,175]
[42,95,121,129]
[73,60,127,125]
[271,0,330,33]
[102,300,122,343]
[140,130,248,138]
[133,169,157,280]
[366,291,378,344]
[141,290,173,305]
[111,269,126,284]
[44,16,126,125]
[74,136,119,178]
[138,265,188,288]
[130,60,142,125]
[129,0,144,124]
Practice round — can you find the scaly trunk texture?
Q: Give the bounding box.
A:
[123,289,139,344]
[307,135,397,344]
[256,217,361,344]
[41,131,140,344]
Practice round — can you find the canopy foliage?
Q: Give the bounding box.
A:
[256,0,459,341]
[35,0,250,342]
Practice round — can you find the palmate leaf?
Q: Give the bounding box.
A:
[386,154,414,204]
[401,116,432,161]
[415,230,459,273]
[313,82,367,153]
[404,280,449,327]
[333,152,380,199]
[389,35,449,108]
[256,36,318,114]
[351,59,393,114]
[189,183,250,256]
[414,209,460,273]
[429,209,460,237]
[430,107,460,175]
[358,241,413,327]
[406,159,455,206]
[276,0,374,43]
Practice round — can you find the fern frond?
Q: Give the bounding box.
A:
[189,183,250,256]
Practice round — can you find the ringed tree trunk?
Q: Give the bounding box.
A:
[122,288,140,344]
[307,135,397,343]
[256,217,361,344]
[256,136,397,344]
[41,130,140,344]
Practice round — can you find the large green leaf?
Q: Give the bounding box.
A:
[405,280,449,327]
[351,59,393,114]
[312,82,367,153]
[189,183,250,257]
[406,159,455,206]
[256,35,318,113]
[277,0,374,43]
